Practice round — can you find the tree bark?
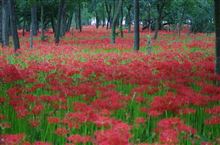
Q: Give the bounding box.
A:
[134,0,140,51]
[105,0,112,30]
[40,5,45,41]
[8,0,20,51]
[2,0,10,47]
[78,0,82,32]
[60,2,66,36]
[0,4,2,44]
[119,1,123,38]
[126,5,131,33]
[55,0,65,44]
[111,0,123,44]
[31,3,38,36]
[215,0,220,74]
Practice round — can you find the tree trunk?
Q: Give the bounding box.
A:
[30,23,33,48]
[40,5,45,41]
[105,0,112,30]
[134,0,140,51]
[55,0,65,44]
[111,0,123,44]
[78,1,82,32]
[127,6,131,33]
[8,0,20,51]
[22,19,26,36]
[2,0,10,47]
[95,12,100,29]
[60,2,66,36]
[215,0,220,74]
[119,1,123,38]
[31,3,38,36]
[0,4,2,44]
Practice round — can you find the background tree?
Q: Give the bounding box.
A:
[2,0,10,47]
[8,0,20,51]
[215,0,220,74]
[111,0,123,44]
[134,0,140,51]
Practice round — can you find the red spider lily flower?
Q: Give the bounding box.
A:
[205,106,220,115]
[29,119,40,128]
[177,108,196,115]
[135,117,146,124]
[22,141,32,145]
[47,116,60,124]
[14,106,29,118]
[0,133,25,145]
[159,129,178,144]
[67,134,91,144]
[33,141,52,145]
[55,127,68,136]
[0,97,5,104]
[201,142,213,145]
[32,104,44,115]
[0,122,11,129]
[205,116,220,125]
[0,113,5,120]
[2,64,22,83]
[95,122,131,145]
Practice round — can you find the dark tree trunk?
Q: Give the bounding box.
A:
[126,5,131,33]
[31,3,38,36]
[66,10,74,32]
[119,1,123,38]
[0,4,2,43]
[2,0,10,47]
[215,0,220,74]
[60,2,66,36]
[78,1,82,32]
[105,0,112,30]
[111,0,123,44]
[55,0,65,44]
[8,0,20,51]
[95,12,99,29]
[40,5,45,41]
[134,0,140,51]
[51,16,55,33]
[22,19,26,36]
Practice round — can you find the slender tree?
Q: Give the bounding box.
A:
[31,2,38,36]
[133,0,140,51]
[2,0,10,47]
[40,5,45,41]
[215,0,220,74]
[8,0,20,51]
[55,0,65,44]
[111,0,123,44]
[0,4,2,44]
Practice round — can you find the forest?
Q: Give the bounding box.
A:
[0,0,220,145]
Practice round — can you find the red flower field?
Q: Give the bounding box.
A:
[0,27,219,145]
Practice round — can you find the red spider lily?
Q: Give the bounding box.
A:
[33,141,52,145]
[135,117,146,124]
[201,142,213,145]
[1,64,22,83]
[55,127,69,136]
[205,106,220,115]
[205,116,220,125]
[0,133,25,145]
[159,129,178,144]
[32,104,44,115]
[47,116,60,124]
[95,122,131,145]
[67,134,91,144]
[29,119,40,128]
